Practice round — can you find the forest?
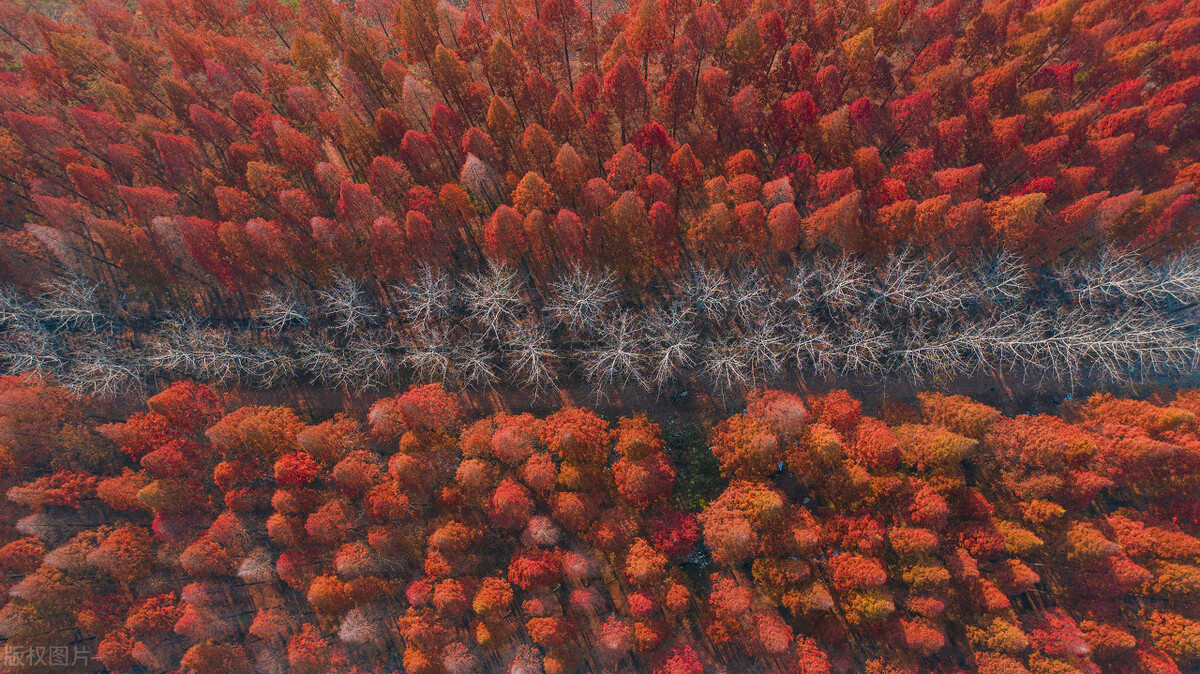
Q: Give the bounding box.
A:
[0,0,1198,397]
[1,379,1200,673]
[1,0,1200,670]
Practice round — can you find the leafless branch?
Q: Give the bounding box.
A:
[873,252,972,315]
[973,250,1030,304]
[546,266,618,332]
[63,343,143,396]
[0,325,63,376]
[581,312,647,391]
[505,322,558,393]
[343,333,396,389]
[813,257,871,313]
[701,341,750,395]
[393,266,455,325]
[452,342,499,390]
[37,276,106,332]
[893,319,978,381]
[464,264,524,336]
[297,335,355,387]
[737,318,786,384]
[244,343,300,389]
[404,329,454,384]
[1056,248,1153,305]
[256,288,309,333]
[676,266,730,322]
[784,316,837,377]
[729,270,776,325]
[831,320,891,375]
[318,272,376,334]
[644,307,698,388]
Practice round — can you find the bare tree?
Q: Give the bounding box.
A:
[244,343,300,389]
[256,288,309,333]
[893,319,979,381]
[343,333,396,389]
[394,266,455,325]
[786,263,822,309]
[64,343,143,396]
[676,266,730,322]
[0,287,62,376]
[297,335,355,387]
[37,276,106,332]
[969,309,1049,377]
[452,341,499,389]
[580,312,647,392]
[505,322,558,393]
[728,270,776,325]
[1151,247,1200,305]
[403,329,454,384]
[148,317,201,377]
[643,307,698,389]
[973,250,1030,305]
[831,320,891,375]
[318,272,377,334]
[1049,307,1194,384]
[872,252,972,316]
[784,316,836,377]
[463,264,524,336]
[1056,248,1153,305]
[701,341,750,395]
[812,257,871,313]
[546,266,618,332]
[737,318,786,384]
[149,320,250,384]
[0,287,31,327]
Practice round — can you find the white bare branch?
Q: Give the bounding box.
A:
[318,272,377,334]
[343,333,396,389]
[505,322,558,393]
[786,263,822,308]
[729,270,776,325]
[546,266,618,332]
[893,319,979,380]
[973,250,1030,304]
[404,329,454,384]
[1056,248,1153,305]
[38,277,106,332]
[297,336,355,387]
[813,257,871,313]
[393,266,455,325]
[0,326,63,376]
[872,252,971,315]
[581,312,647,391]
[676,266,730,322]
[64,343,143,397]
[256,288,309,333]
[701,341,750,395]
[831,320,891,375]
[464,264,524,336]
[644,307,698,388]
[784,316,837,377]
[452,342,499,390]
[737,319,787,384]
[244,344,299,389]
[0,287,32,328]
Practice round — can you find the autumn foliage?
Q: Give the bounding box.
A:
[0,0,1198,301]
[0,377,1199,670]
[1,0,1200,669]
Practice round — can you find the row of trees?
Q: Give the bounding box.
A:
[3,378,1200,671]
[0,0,1198,309]
[3,249,1198,396]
